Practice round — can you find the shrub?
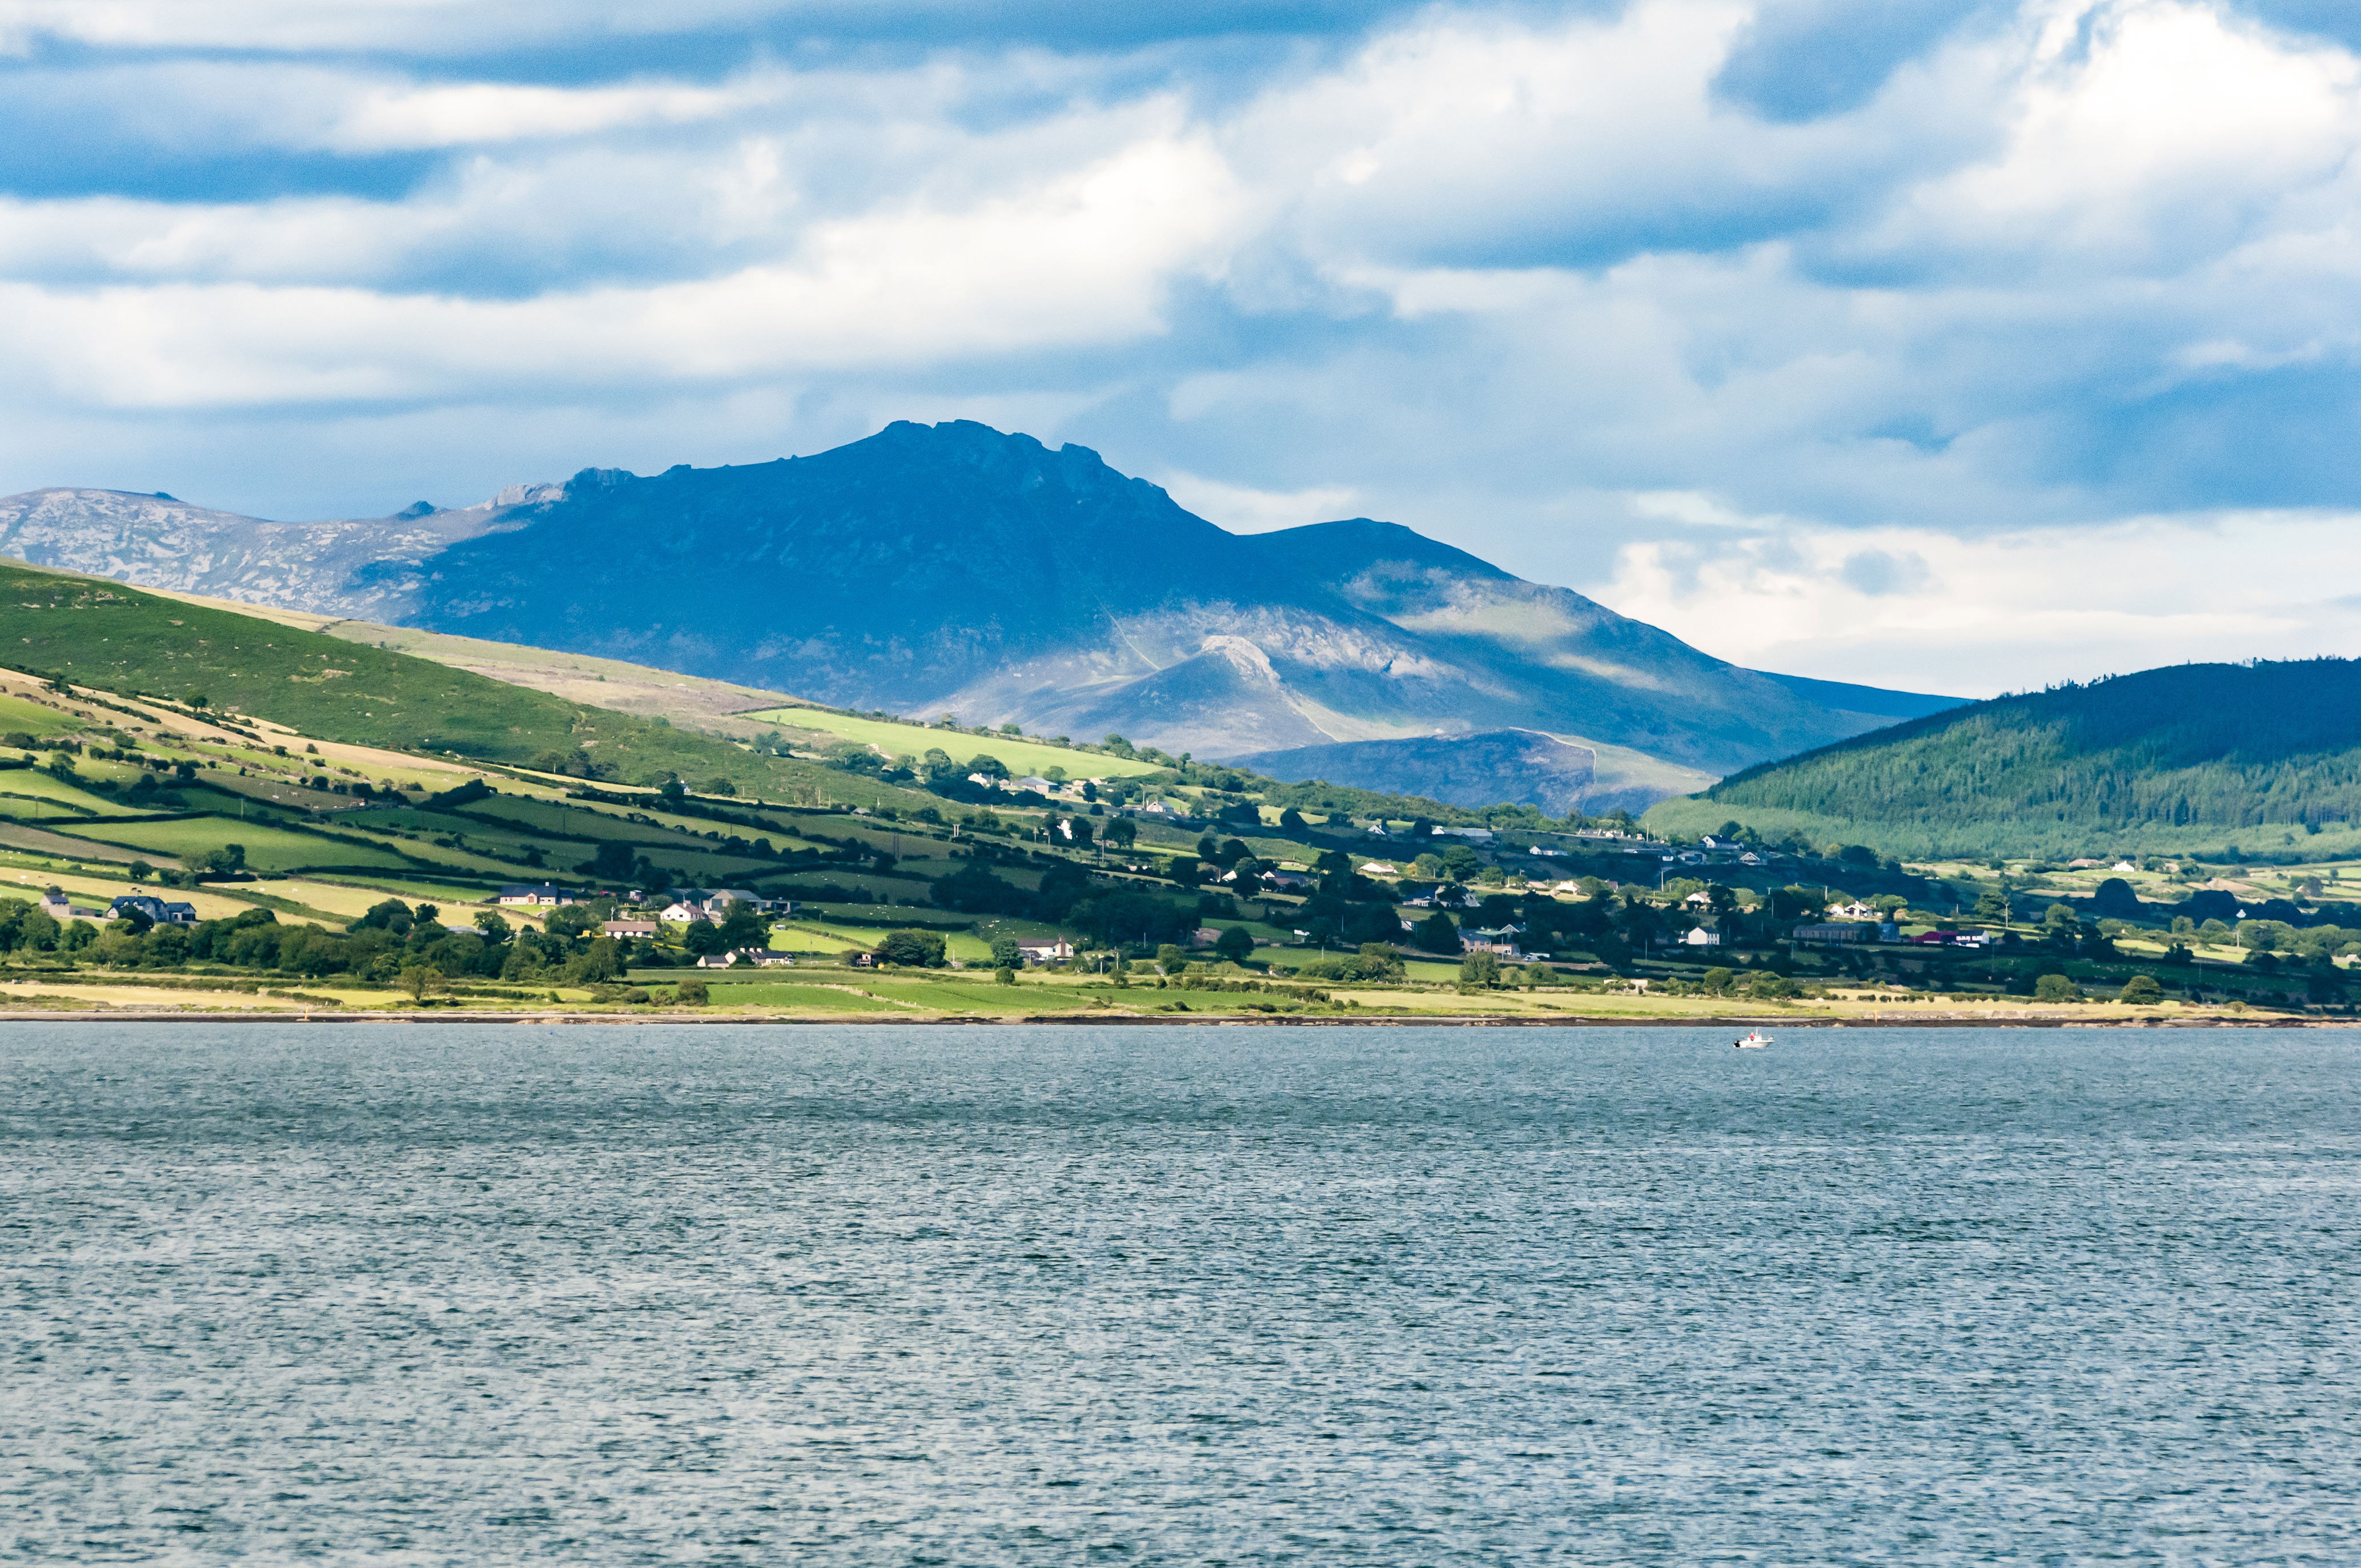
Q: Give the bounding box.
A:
[674,976,709,1005]
[2118,974,2163,1004]
[2034,974,2079,1002]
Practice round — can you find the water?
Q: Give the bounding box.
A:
[3,1024,2358,1565]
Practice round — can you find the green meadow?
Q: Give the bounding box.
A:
[742,707,1167,780]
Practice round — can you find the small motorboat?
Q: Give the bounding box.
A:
[1733,1032,1772,1049]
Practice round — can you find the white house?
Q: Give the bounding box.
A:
[660,901,709,924]
[1682,890,1716,908]
[497,883,576,907]
[1432,826,1494,841]
[1681,927,1722,947]
[1828,900,1878,919]
[1015,938,1075,964]
[1361,861,1399,876]
[602,920,660,938]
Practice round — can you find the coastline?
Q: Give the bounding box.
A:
[0,1008,2340,1027]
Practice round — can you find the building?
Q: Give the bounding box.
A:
[1828,900,1878,919]
[1361,861,1399,876]
[1432,826,1494,841]
[497,883,576,907]
[602,920,660,938]
[696,948,794,968]
[1014,938,1075,964]
[1681,926,1722,947]
[1682,890,1716,909]
[109,894,196,926]
[1699,834,1744,850]
[1793,922,1869,944]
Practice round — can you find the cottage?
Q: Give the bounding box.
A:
[1432,827,1494,842]
[1681,927,1722,947]
[1014,938,1075,964]
[1681,890,1716,908]
[603,920,660,938]
[1828,899,1877,919]
[659,902,709,924]
[1699,834,1744,851]
[1737,851,1766,866]
[1360,861,1399,877]
[109,894,196,926]
[497,883,576,907]
[1262,870,1312,891]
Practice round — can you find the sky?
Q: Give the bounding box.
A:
[3,0,2361,697]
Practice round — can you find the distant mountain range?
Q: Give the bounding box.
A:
[1644,659,2361,860]
[0,421,1959,813]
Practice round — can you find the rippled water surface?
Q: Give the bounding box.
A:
[4,1023,2359,1564]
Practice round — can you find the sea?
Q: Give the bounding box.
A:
[3,1023,2356,1565]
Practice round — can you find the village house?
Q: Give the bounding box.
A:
[602,920,660,938]
[695,948,794,968]
[1827,899,1878,919]
[109,894,197,926]
[1014,938,1075,964]
[497,883,576,907]
[1680,926,1722,947]
[1360,861,1399,876]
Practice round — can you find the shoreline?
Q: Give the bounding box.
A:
[0,1009,2340,1028]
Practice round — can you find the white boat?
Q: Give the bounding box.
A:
[1733,1032,1772,1050]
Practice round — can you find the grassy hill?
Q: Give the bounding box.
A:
[1645,658,2361,860]
[0,560,920,807]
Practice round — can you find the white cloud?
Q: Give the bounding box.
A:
[1157,471,1363,532]
[1597,508,2361,694]
[0,130,1247,405]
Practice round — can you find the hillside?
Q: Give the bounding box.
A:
[0,559,922,809]
[1236,729,1710,817]
[1,422,1958,806]
[1645,659,2361,860]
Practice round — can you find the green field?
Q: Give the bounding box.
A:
[0,562,939,811]
[742,707,1166,780]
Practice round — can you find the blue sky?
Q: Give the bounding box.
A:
[3,0,2360,695]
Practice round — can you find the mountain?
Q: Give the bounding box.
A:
[0,421,1959,810]
[1234,729,1712,818]
[0,485,536,618]
[1644,659,2361,860]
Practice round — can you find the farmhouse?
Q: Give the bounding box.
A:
[498,883,576,907]
[1015,938,1075,964]
[110,894,197,926]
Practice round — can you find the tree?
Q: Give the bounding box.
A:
[1701,966,1735,995]
[127,860,154,884]
[875,928,948,967]
[1102,817,1137,850]
[1410,853,1447,880]
[474,911,513,944]
[1065,816,1094,849]
[990,935,1023,969]
[1412,911,1460,952]
[994,966,1017,985]
[1155,942,1186,974]
[398,964,448,1003]
[968,753,1010,781]
[2118,974,2163,1004]
[682,919,730,955]
[1746,971,1798,1000]
[1459,948,1502,986]
[674,975,708,1005]
[1212,926,1255,963]
[588,841,637,881]
[716,907,769,950]
[1278,807,1307,832]
[1975,888,2010,923]
[2034,973,2079,1002]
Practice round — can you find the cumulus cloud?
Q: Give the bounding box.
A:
[0,0,2356,691]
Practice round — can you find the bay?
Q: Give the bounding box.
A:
[3,1023,2356,1563]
